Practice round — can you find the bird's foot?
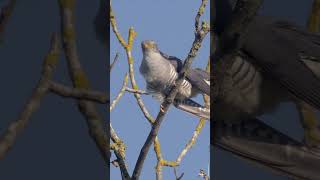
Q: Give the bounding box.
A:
[160,104,165,113]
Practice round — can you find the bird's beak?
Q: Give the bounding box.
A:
[142,42,154,50]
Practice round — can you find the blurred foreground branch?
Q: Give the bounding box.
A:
[0,0,16,43]
[212,0,320,179]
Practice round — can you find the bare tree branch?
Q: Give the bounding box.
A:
[110,74,128,111]
[49,81,108,104]
[110,124,130,180]
[174,168,184,180]
[110,52,119,72]
[0,33,60,159]
[58,0,107,162]
[125,87,148,95]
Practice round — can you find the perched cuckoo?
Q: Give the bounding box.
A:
[212,0,320,123]
[139,40,210,119]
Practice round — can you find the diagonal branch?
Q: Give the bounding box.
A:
[58,0,108,162]
[110,74,128,111]
[0,33,60,159]
[110,124,130,180]
[110,52,120,72]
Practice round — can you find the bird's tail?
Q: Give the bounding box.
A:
[174,99,210,120]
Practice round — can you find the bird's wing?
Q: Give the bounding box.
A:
[242,16,320,110]
[159,51,210,95]
[187,68,210,95]
[159,51,183,72]
[174,99,210,119]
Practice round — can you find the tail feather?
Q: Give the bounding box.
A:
[174,99,210,119]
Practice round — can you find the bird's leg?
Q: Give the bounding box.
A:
[296,101,320,154]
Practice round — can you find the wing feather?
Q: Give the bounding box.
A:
[242,16,320,110]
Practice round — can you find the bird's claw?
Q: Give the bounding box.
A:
[160,104,165,112]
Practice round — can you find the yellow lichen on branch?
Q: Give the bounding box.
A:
[58,0,75,10]
[127,27,137,50]
[308,0,320,32]
[74,70,90,89]
[110,4,127,48]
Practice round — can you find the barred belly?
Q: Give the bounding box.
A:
[146,63,193,102]
[166,64,193,100]
[214,56,263,122]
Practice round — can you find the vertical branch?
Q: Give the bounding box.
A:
[308,0,320,32]
[154,137,163,180]
[58,0,108,162]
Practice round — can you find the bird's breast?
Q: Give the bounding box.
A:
[140,54,193,100]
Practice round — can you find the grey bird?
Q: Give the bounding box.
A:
[212,0,320,123]
[139,40,210,119]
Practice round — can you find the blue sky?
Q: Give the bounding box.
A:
[110,0,210,179]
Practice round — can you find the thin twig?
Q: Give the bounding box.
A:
[110,74,128,111]
[110,52,120,71]
[176,119,207,164]
[174,168,184,180]
[49,81,108,103]
[0,33,60,159]
[110,1,127,48]
[125,87,148,95]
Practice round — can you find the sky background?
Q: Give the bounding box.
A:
[110,0,210,179]
[0,0,107,179]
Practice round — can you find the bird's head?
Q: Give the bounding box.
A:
[141,40,159,54]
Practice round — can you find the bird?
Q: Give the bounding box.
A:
[139,40,210,119]
[212,0,320,124]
